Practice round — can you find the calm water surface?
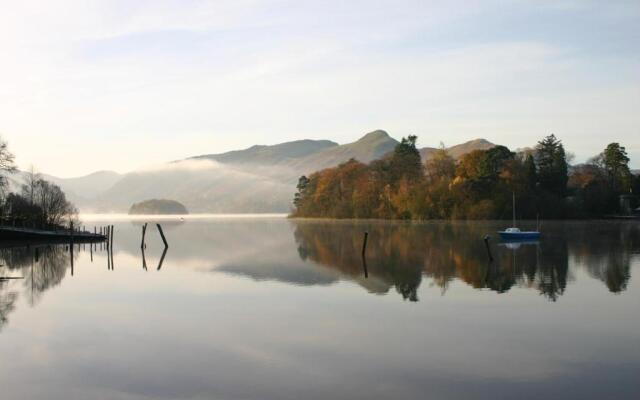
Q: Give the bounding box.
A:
[0,218,639,399]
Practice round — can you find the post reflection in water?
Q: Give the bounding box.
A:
[0,238,150,330]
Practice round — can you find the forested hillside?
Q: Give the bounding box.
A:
[292,135,639,219]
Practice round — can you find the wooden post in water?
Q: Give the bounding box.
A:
[70,237,74,276]
[483,235,493,262]
[141,223,148,249]
[141,246,148,271]
[109,225,115,270]
[362,256,368,278]
[156,224,168,248]
[157,246,168,271]
[361,231,369,257]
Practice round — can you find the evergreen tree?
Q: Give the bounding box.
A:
[535,134,568,196]
[478,146,513,181]
[524,153,537,191]
[293,175,310,207]
[601,143,632,193]
[389,135,423,183]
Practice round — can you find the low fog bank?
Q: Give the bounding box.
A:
[4,159,302,214]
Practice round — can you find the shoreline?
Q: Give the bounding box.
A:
[79,213,289,221]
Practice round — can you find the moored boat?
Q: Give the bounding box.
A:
[498,227,540,241]
[498,193,541,241]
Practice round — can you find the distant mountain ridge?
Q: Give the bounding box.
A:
[288,130,399,174]
[192,139,338,166]
[420,139,495,161]
[10,131,496,213]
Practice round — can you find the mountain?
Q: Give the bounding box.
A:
[190,130,398,180]
[88,130,397,212]
[7,131,497,213]
[192,139,338,166]
[41,170,122,206]
[91,161,295,212]
[289,130,399,174]
[41,170,122,196]
[420,139,495,161]
[2,170,122,209]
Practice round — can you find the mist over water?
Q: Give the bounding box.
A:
[80,213,289,221]
[0,217,638,399]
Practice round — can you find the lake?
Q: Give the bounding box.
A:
[0,217,639,399]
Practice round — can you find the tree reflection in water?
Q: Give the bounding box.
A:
[0,284,17,332]
[567,222,638,293]
[293,221,636,302]
[0,244,74,330]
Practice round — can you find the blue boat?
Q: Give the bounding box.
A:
[498,193,541,241]
[498,227,541,241]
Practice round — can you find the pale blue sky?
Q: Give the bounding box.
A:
[0,0,638,176]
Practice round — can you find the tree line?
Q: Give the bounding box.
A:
[0,138,77,230]
[292,134,638,219]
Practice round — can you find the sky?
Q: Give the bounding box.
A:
[0,0,638,177]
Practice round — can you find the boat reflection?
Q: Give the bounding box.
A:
[499,240,540,249]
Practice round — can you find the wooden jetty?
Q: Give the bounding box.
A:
[0,226,107,243]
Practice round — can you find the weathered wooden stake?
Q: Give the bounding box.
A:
[157,246,168,271]
[362,256,368,279]
[70,238,74,276]
[483,235,493,262]
[156,224,168,248]
[361,231,369,257]
[109,225,115,270]
[141,223,148,249]
[141,247,148,271]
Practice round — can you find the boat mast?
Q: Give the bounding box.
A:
[512,192,516,228]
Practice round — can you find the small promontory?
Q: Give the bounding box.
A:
[128,199,189,215]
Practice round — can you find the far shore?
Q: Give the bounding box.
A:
[77,213,640,222]
[78,213,289,221]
